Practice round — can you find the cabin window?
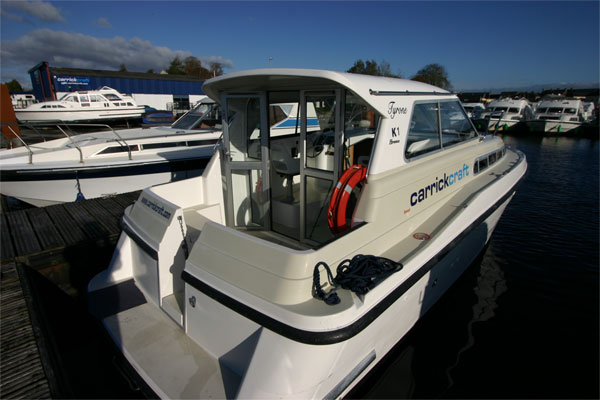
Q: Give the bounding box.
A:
[343,92,379,169]
[407,100,477,159]
[97,144,139,155]
[537,108,548,113]
[80,95,89,103]
[564,108,576,114]
[90,95,101,102]
[105,94,121,101]
[508,107,519,113]
[406,102,441,158]
[440,101,476,147]
[548,107,563,113]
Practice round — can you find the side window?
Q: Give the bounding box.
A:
[343,92,379,169]
[440,101,476,147]
[405,102,441,158]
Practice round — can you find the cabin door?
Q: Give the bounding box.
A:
[220,93,271,230]
[299,90,342,244]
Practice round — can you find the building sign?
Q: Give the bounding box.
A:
[55,76,90,87]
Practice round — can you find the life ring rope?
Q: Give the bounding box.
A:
[327,165,366,233]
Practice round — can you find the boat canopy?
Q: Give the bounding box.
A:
[203,68,452,118]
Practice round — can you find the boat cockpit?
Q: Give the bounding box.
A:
[219,89,379,248]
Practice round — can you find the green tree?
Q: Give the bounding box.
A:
[146,68,155,74]
[207,62,224,78]
[118,64,128,72]
[167,56,185,75]
[411,63,451,90]
[347,59,401,78]
[4,79,23,92]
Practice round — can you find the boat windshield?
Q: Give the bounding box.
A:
[171,101,222,130]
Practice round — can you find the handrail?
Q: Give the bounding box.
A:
[1,121,135,163]
[57,123,133,161]
[55,125,85,164]
[6,125,34,164]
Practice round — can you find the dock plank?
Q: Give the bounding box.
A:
[45,205,87,246]
[95,196,127,218]
[1,213,15,262]
[26,208,65,251]
[79,199,121,236]
[63,202,109,240]
[4,210,41,256]
[0,263,51,399]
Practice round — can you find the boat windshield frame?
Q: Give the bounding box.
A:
[171,101,222,130]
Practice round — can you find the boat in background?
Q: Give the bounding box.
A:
[0,98,222,207]
[88,69,527,399]
[473,98,534,133]
[461,102,485,119]
[14,86,144,124]
[526,97,594,134]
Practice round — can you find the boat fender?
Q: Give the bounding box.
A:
[312,255,403,305]
[327,165,367,233]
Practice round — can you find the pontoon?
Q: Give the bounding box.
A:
[88,69,527,399]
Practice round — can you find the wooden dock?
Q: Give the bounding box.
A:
[0,192,141,398]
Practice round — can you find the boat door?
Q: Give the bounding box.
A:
[299,90,342,244]
[220,93,271,230]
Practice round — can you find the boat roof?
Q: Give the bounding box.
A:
[488,98,529,107]
[203,69,452,114]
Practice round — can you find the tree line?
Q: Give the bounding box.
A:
[118,56,226,79]
[347,59,451,90]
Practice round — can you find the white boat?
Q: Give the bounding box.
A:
[87,69,527,399]
[0,99,222,207]
[10,93,37,109]
[14,86,145,123]
[526,97,591,134]
[474,98,534,132]
[461,102,485,118]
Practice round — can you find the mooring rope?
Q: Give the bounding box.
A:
[312,254,403,305]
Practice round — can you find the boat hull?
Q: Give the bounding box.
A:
[0,157,209,207]
[526,119,582,134]
[15,108,144,123]
[88,148,526,398]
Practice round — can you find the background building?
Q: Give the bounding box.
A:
[28,61,207,111]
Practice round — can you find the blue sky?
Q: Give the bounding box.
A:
[1,1,598,91]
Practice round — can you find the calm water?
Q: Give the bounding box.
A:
[18,130,599,398]
[353,132,599,399]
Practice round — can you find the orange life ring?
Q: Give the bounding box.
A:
[327,165,367,233]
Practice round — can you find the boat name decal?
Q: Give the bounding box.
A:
[387,102,408,119]
[410,163,470,206]
[140,196,172,219]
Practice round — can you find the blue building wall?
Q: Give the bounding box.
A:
[28,63,205,100]
[52,74,204,96]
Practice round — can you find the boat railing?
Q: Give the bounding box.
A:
[1,121,133,164]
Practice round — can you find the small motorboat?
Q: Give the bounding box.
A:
[0,98,222,206]
[88,69,527,399]
[14,86,145,124]
[473,98,534,133]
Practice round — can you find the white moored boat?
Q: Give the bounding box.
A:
[88,69,527,399]
[0,99,222,207]
[14,86,145,123]
[473,98,534,132]
[526,97,591,134]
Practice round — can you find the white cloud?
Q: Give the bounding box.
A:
[1,0,65,23]
[95,17,112,29]
[1,29,234,73]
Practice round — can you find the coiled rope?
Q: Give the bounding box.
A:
[312,254,403,305]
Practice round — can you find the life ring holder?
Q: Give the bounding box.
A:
[327,164,367,234]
